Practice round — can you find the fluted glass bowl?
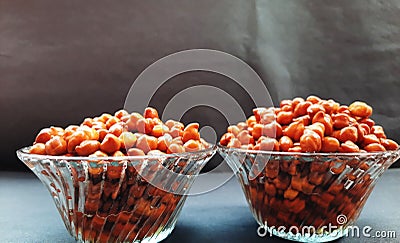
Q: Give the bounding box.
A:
[218,145,400,242]
[17,146,216,243]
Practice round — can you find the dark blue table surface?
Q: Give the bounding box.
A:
[1,170,399,243]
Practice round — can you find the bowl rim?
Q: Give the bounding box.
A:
[17,145,216,161]
[217,143,400,157]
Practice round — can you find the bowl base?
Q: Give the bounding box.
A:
[269,226,348,242]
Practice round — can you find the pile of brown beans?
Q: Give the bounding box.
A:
[220,96,398,153]
[220,96,399,236]
[29,107,210,156]
[28,107,211,242]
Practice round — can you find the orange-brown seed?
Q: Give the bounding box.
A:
[45,136,67,155]
[29,143,46,155]
[100,134,121,154]
[75,140,101,156]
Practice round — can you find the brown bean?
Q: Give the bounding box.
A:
[307,104,326,118]
[277,111,293,125]
[288,146,302,152]
[261,122,282,138]
[167,143,185,153]
[312,111,333,135]
[293,101,312,117]
[279,136,293,152]
[97,129,108,141]
[105,116,120,129]
[35,128,53,144]
[227,138,241,148]
[251,124,263,140]
[283,120,305,141]
[364,143,386,152]
[182,123,200,142]
[91,122,106,130]
[127,148,146,156]
[306,95,321,104]
[151,124,169,137]
[100,134,121,154]
[67,130,89,153]
[380,138,399,151]
[237,122,248,130]
[292,97,305,106]
[75,140,101,156]
[157,134,172,152]
[143,107,159,119]
[293,115,311,126]
[321,137,340,152]
[357,123,370,142]
[337,105,350,115]
[114,109,129,119]
[136,118,154,134]
[112,151,125,157]
[306,122,325,139]
[247,116,257,127]
[237,130,254,145]
[125,112,143,131]
[147,150,165,155]
[82,118,94,127]
[29,143,46,155]
[99,113,113,123]
[119,132,137,149]
[89,150,108,157]
[349,101,372,118]
[227,125,240,136]
[360,118,375,128]
[220,133,234,146]
[171,137,184,145]
[258,111,275,125]
[169,126,183,138]
[284,188,299,200]
[331,130,341,140]
[281,105,293,112]
[339,126,358,143]
[135,135,157,154]
[45,136,67,155]
[109,123,125,137]
[339,141,359,152]
[362,134,380,146]
[183,139,201,152]
[332,113,350,129]
[79,126,100,141]
[300,130,322,152]
[280,99,293,108]
[371,125,386,139]
[165,119,177,129]
[258,137,279,151]
[253,107,267,122]
[320,99,339,114]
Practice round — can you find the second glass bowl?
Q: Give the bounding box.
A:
[219,144,400,242]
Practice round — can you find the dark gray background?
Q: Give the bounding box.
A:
[1,0,400,171]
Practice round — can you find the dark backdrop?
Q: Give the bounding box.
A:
[1,0,400,171]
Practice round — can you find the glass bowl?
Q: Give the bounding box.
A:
[218,144,400,242]
[17,146,216,243]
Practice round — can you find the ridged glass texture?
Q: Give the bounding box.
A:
[17,147,215,243]
[219,145,400,242]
